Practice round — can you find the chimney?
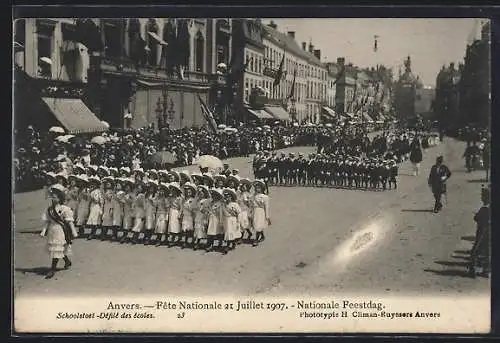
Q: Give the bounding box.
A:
[268,20,277,29]
[337,57,345,66]
[287,31,295,39]
[302,42,307,51]
[308,43,314,53]
[313,49,321,60]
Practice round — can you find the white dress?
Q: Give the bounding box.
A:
[207,201,224,236]
[112,191,125,227]
[154,197,169,234]
[145,194,157,230]
[238,191,252,231]
[76,188,90,226]
[223,202,242,241]
[168,197,183,234]
[194,198,211,239]
[42,204,77,259]
[131,193,146,233]
[252,193,270,232]
[86,188,103,226]
[122,193,135,231]
[181,198,196,232]
[101,190,114,227]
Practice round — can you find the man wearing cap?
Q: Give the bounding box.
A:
[428,156,452,213]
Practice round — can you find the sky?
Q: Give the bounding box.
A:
[269,18,486,86]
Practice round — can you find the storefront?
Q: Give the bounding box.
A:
[129,79,211,130]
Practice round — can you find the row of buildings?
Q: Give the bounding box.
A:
[433,21,490,131]
[13,18,394,134]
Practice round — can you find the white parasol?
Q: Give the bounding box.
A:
[40,57,53,65]
[49,126,65,134]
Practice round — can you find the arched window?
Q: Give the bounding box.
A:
[194,30,204,72]
[146,19,159,66]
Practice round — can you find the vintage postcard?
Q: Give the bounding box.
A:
[12,16,491,334]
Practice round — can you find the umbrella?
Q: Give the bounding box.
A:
[149,151,176,165]
[101,120,110,128]
[91,136,107,145]
[263,125,271,129]
[218,124,227,129]
[325,123,333,128]
[40,57,52,65]
[195,155,223,171]
[55,135,75,143]
[49,126,65,134]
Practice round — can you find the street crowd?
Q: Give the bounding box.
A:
[14,124,320,193]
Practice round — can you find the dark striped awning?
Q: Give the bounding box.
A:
[246,107,274,120]
[41,97,108,134]
[322,106,336,119]
[264,106,291,121]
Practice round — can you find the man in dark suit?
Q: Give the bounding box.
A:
[428,155,452,213]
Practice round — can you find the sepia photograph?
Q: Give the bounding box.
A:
[12,16,491,333]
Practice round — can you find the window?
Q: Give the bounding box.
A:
[36,20,55,78]
[194,31,204,72]
[258,57,262,74]
[250,55,254,73]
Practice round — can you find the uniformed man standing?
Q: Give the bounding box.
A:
[427,156,452,213]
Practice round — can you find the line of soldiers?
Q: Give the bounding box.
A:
[253,151,399,190]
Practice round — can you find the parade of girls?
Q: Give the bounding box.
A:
[41,165,271,278]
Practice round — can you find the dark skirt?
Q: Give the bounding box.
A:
[410,148,423,164]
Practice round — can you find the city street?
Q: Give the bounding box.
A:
[13,137,489,298]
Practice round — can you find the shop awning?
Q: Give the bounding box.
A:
[42,97,108,134]
[264,106,291,121]
[322,106,337,119]
[246,107,274,120]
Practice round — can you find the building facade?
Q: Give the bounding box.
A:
[14,18,231,132]
[260,21,327,124]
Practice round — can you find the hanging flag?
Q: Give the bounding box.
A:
[331,65,346,86]
[197,94,218,133]
[273,54,285,87]
[287,68,297,99]
[374,35,379,52]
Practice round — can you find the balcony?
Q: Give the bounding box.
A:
[98,56,224,86]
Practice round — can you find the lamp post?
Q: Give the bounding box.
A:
[155,98,163,130]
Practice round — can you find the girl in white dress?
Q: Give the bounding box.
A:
[111,178,125,241]
[131,180,146,244]
[206,188,224,252]
[238,179,253,242]
[193,185,211,250]
[181,182,197,249]
[66,175,80,221]
[86,176,103,240]
[119,179,136,243]
[40,184,79,279]
[100,177,115,240]
[152,182,170,246]
[222,188,242,254]
[251,179,271,247]
[143,180,158,245]
[167,182,183,247]
[75,175,90,236]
